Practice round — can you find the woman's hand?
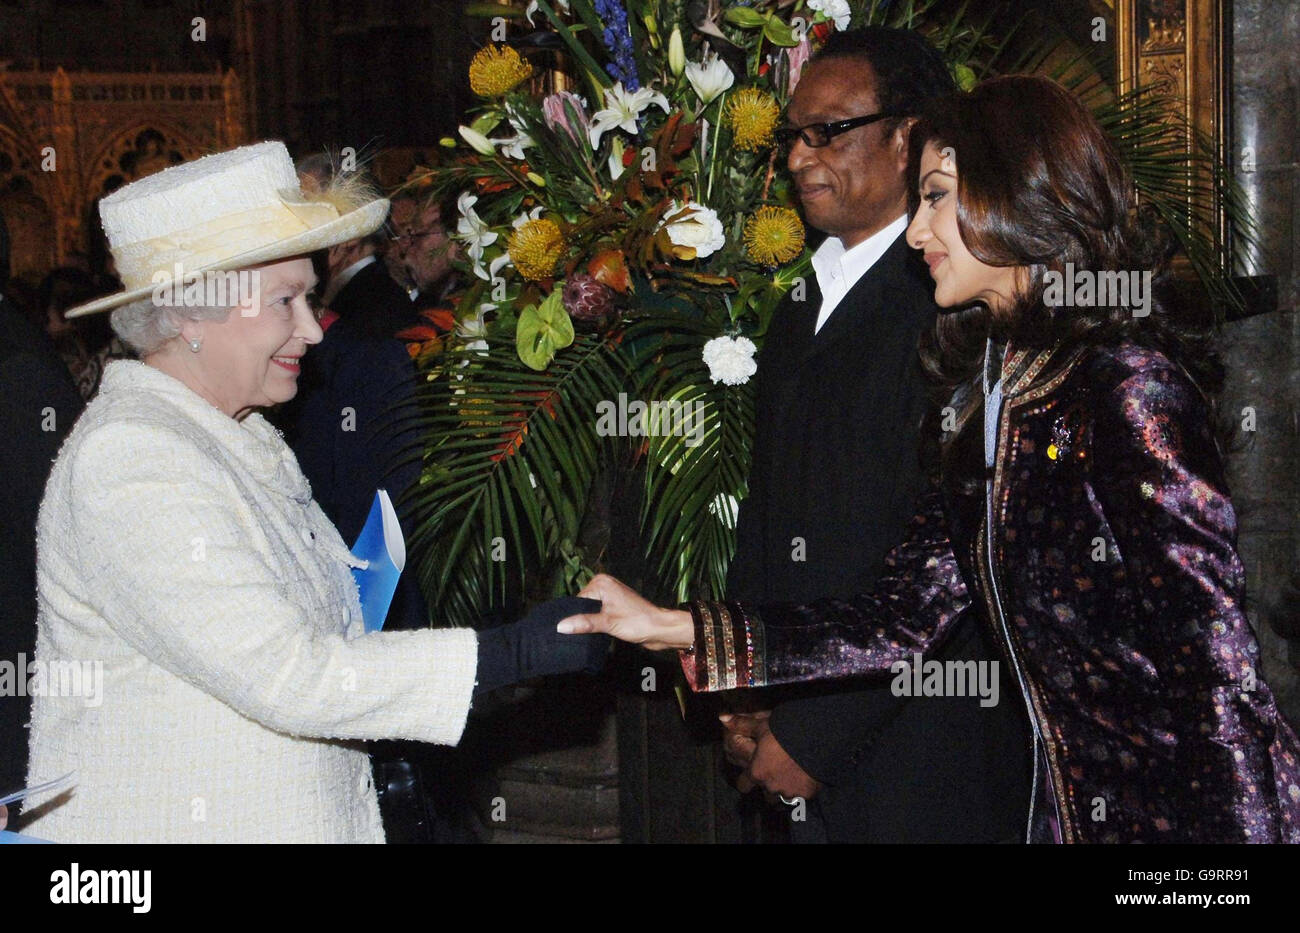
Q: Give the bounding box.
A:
[561,574,696,651]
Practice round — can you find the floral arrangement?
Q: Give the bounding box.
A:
[404,0,855,622]
[435,6,829,372]
[403,0,1248,626]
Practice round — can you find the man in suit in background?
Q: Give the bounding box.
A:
[321,206,421,338]
[720,27,1032,843]
[0,208,83,817]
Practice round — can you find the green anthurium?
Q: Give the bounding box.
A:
[763,17,798,47]
[516,288,575,370]
[724,7,768,28]
[952,63,977,92]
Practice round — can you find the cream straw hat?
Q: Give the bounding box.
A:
[67,141,389,318]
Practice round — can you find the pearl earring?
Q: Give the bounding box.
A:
[189,337,202,352]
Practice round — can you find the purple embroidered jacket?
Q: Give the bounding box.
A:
[684,342,1300,843]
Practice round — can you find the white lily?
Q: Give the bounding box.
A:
[457,304,492,355]
[685,51,734,105]
[807,0,851,31]
[498,130,533,161]
[498,107,535,161]
[608,136,626,180]
[471,250,513,285]
[588,82,669,150]
[456,191,498,279]
[512,205,545,229]
[458,125,496,156]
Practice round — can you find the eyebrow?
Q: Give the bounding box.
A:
[918,168,955,187]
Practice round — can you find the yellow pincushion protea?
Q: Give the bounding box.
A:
[726,88,780,152]
[469,45,533,98]
[744,206,805,267]
[508,218,566,281]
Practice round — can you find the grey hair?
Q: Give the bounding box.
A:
[111,297,232,356]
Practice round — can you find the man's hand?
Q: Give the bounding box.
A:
[720,712,822,801]
[719,711,768,784]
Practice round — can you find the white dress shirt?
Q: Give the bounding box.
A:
[810,214,909,334]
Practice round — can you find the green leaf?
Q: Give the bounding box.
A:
[763,17,798,47]
[471,113,504,136]
[403,334,628,626]
[951,62,976,91]
[516,290,576,371]
[724,7,768,28]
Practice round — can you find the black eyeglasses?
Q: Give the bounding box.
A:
[774,112,903,150]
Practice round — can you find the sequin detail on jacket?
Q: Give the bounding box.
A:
[682,342,1300,843]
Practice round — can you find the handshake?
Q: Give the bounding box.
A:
[557,574,695,650]
[545,576,818,802]
[481,573,693,697]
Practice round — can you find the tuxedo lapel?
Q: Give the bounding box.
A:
[762,269,820,378]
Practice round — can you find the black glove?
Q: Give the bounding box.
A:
[474,596,607,697]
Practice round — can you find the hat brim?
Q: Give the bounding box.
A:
[65,198,390,318]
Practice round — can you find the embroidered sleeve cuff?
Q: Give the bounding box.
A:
[678,600,766,692]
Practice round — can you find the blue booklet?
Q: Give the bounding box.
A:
[350,490,406,633]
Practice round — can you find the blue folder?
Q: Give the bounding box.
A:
[350,490,406,633]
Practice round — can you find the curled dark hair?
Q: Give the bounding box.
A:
[906,76,1222,482]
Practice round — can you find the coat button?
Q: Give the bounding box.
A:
[300,527,316,547]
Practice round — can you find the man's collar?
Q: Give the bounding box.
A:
[811,214,909,282]
[322,254,378,306]
[810,214,909,289]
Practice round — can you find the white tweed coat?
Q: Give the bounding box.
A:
[23,360,478,843]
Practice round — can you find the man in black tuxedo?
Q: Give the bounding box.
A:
[719,28,1031,842]
[0,210,84,815]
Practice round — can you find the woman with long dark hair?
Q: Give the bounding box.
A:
[570,76,1300,843]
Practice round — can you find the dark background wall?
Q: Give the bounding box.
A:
[0,0,480,157]
[1225,0,1300,723]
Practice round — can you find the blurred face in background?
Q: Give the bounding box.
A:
[385,197,418,288]
[403,202,458,296]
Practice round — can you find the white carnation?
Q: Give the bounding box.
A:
[661,200,726,259]
[701,335,757,386]
[807,0,851,30]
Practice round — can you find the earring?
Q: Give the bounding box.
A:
[189,337,202,352]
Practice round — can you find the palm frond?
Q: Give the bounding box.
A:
[404,334,627,626]
[625,314,756,600]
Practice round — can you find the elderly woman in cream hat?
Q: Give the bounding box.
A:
[21,142,604,843]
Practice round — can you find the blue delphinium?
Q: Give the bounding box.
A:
[594,0,640,91]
